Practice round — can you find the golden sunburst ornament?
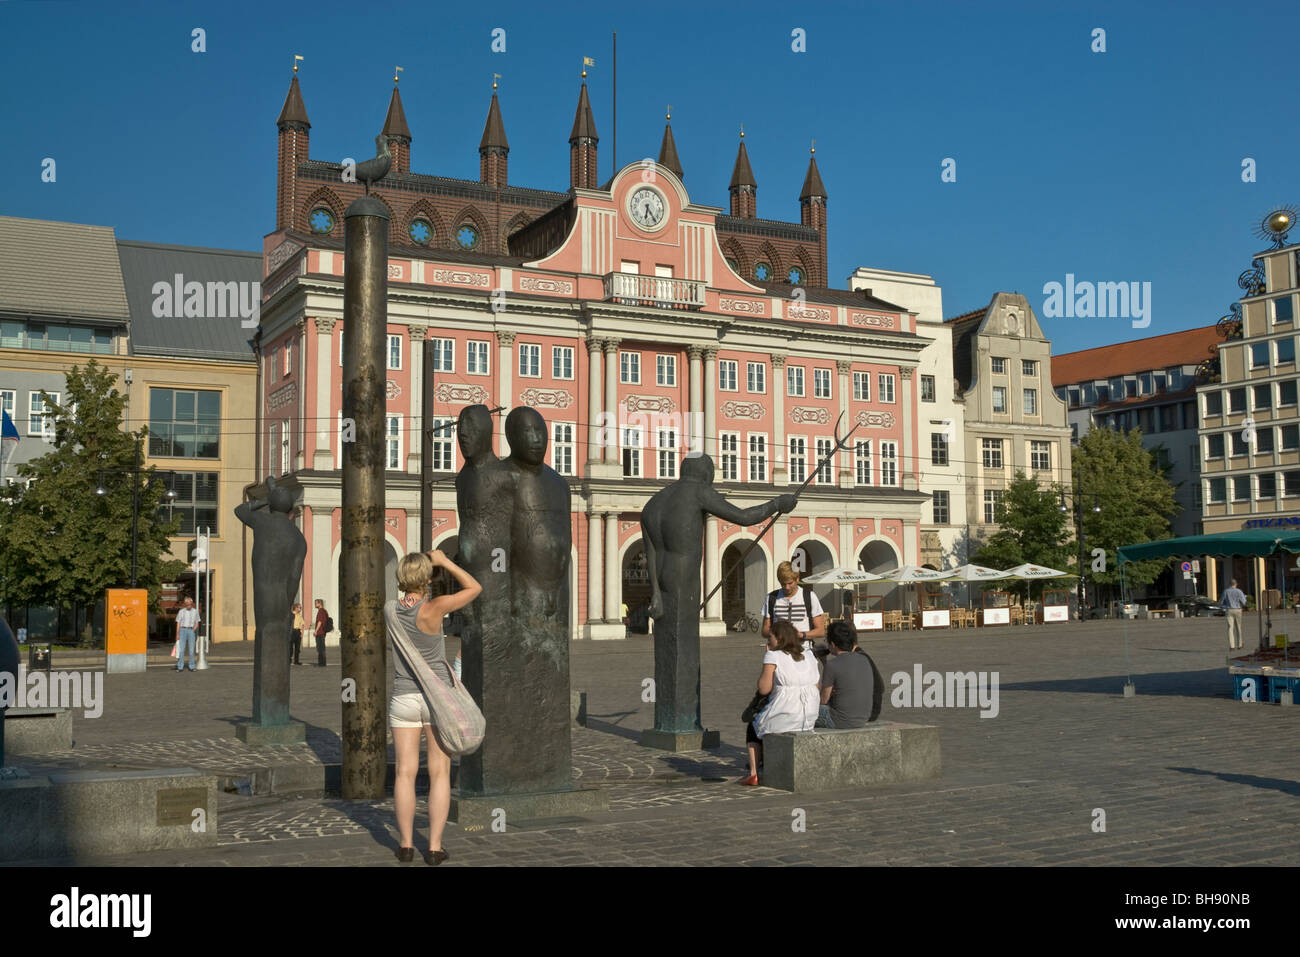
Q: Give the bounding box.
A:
[1254,205,1298,248]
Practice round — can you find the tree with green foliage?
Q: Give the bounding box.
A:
[972,471,1075,598]
[1073,426,1179,604]
[0,360,185,641]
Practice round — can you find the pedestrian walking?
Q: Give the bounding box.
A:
[313,599,330,666]
[1221,580,1248,650]
[290,603,304,665]
[175,597,199,672]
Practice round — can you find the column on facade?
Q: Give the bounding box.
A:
[839,517,853,575]
[310,506,332,617]
[703,346,718,460]
[312,318,336,469]
[496,330,515,456]
[603,338,621,465]
[836,359,852,487]
[295,318,307,470]
[900,366,917,490]
[774,516,790,571]
[408,325,427,474]
[771,354,787,484]
[705,516,721,621]
[688,345,704,455]
[587,335,604,468]
[587,509,604,623]
[603,510,620,622]
[902,520,919,565]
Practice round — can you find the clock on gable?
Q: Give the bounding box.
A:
[628,186,667,231]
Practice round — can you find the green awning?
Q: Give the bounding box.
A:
[1117,529,1300,564]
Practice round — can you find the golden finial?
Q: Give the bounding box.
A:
[393,65,403,85]
[740,123,745,139]
[581,55,594,78]
[811,138,816,154]
[292,54,303,74]
[666,105,672,121]
[492,73,500,91]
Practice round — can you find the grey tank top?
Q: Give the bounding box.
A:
[386,599,452,696]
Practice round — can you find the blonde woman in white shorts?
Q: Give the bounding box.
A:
[387,549,481,864]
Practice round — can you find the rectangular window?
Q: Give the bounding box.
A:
[747,434,767,482]
[1288,472,1300,497]
[813,368,832,399]
[1031,440,1050,471]
[1205,391,1223,416]
[1281,380,1298,406]
[1068,387,1080,408]
[339,329,344,366]
[853,372,871,401]
[1252,342,1270,369]
[815,437,834,484]
[280,418,291,473]
[1233,475,1252,501]
[552,346,574,380]
[1207,434,1225,458]
[1208,478,1226,503]
[388,334,403,370]
[1283,424,1300,450]
[983,489,1004,524]
[747,362,766,393]
[0,320,23,349]
[386,415,401,470]
[1229,388,1247,414]
[1275,296,1294,323]
[1278,338,1296,364]
[1259,473,1277,499]
[148,388,220,459]
[655,354,676,387]
[880,441,898,486]
[0,390,13,422]
[467,340,490,375]
[719,359,738,392]
[931,432,948,466]
[719,432,740,481]
[920,375,935,402]
[788,436,807,484]
[518,343,541,378]
[991,357,1006,374]
[1258,427,1275,453]
[787,365,805,397]
[658,428,678,479]
[430,337,454,373]
[283,342,293,377]
[621,352,641,384]
[878,374,895,404]
[992,386,1007,414]
[932,489,949,524]
[622,427,642,477]
[1231,432,1249,457]
[269,421,281,473]
[1022,360,1037,377]
[1139,373,1153,395]
[158,471,220,537]
[27,391,57,438]
[430,417,453,471]
[855,440,872,485]
[551,422,574,475]
[1125,379,1139,399]
[1254,384,1272,410]
[1024,388,1038,415]
[982,438,1004,469]
[1096,384,1110,404]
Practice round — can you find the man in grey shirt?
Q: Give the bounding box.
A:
[1221,580,1248,650]
[815,620,884,729]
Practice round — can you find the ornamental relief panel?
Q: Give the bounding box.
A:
[519,275,574,295]
[435,383,490,405]
[855,411,897,429]
[720,400,766,420]
[519,388,574,409]
[386,380,401,400]
[431,268,492,288]
[623,395,677,414]
[787,304,832,322]
[851,312,896,329]
[718,297,767,315]
[268,383,297,412]
[789,407,830,425]
[266,239,304,274]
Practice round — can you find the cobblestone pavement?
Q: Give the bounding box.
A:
[10,616,1300,866]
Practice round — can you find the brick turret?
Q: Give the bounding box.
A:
[276,73,311,231]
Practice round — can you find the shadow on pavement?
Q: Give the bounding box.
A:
[1168,766,1300,796]
[999,668,1233,698]
[584,713,641,741]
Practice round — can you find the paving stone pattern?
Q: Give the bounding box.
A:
[11,617,1300,866]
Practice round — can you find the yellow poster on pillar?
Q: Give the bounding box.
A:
[106,588,148,656]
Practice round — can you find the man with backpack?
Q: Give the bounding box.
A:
[761,561,826,649]
[816,620,885,728]
[313,598,332,666]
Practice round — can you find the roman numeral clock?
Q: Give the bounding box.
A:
[628,186,666,230]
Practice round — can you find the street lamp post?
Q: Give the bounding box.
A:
[1061,491,1100,618]
[96,436,176,589]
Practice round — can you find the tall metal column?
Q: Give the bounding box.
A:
[340,196,389,800]
[421,329,434,552]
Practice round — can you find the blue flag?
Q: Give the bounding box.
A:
[1,408,17,442]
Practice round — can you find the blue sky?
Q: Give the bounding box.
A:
[2,0,1297,356]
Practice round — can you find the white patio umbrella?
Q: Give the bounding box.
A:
[800,568,886,619]
[946,564,1012,610]
[881,566,956,616]
[1003,563,1078,606]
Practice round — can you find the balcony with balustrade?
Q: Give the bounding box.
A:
[603,272,706,310]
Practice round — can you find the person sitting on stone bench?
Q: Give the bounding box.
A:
[815,620,884,729]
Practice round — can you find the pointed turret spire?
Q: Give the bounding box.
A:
[276,72,310,131]
[799,140,827,286]
[480,76,509,188]
[569,74,599,190]
[382,68,411,175]
[799,140,826,200]
[276,58,311,231]
[658,107,682,181]
[728,127,756,218]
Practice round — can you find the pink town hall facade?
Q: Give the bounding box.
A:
[258,75,931,639]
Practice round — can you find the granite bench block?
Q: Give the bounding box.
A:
[762,721,941,793]
[5,707,74,754]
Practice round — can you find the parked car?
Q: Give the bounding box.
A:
[1176,595,1225,617]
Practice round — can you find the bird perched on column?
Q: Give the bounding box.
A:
[355,134,392,195]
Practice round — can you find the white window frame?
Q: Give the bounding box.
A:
[0,391,14,427]
[428,337,454,373]
[388,334,403,371]
[880,440,898,486]
[552,346,574,381]
[747,362,766,394]
[657,427,678,479]
[813,368,831,399]
[656,354,677,387]
[719,431,740,481]
[992,386,1007,414]
[270,421,281,473]
[878,374,895,404]
[719,359,739,392]
[430,416,454,472]
[932,489,950,524]
[747,433,767,482]
[386,414,402,471]
[283,342,293,377]
[1022,359,1037,377]
[622,426,642,477]
[551,421,575,476]
[982,438,1004,469]
[1030,440,1050,472]
[467,340,490,376]
[855,439,872,486]
[518,343,541,378]
[787,365,805,398]
[991,357,1006,375]
[28,391,58,437]
[853,372,870,402]
[621,351,641,385]
[814,437,834,484]
[984,489,1004,523]
[1024,388,1038,415]
[339,329,344,366]
[788,435,807,484]
[280,417,291,473]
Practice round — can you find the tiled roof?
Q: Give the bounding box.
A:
[276,75,310,129]
[0,216,130,322]
[382,86,411,140]
[1051,325,1220,386]
[479,93,508,151]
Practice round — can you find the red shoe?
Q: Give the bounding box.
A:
[739,774,759,786]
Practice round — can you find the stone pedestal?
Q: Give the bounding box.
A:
[451,785,608,828]
[5,707,73,754]
[762,721,940,792]
[639,728,721,752]
[235,719,307,745]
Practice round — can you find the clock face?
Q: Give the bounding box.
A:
[629,187,666,230]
